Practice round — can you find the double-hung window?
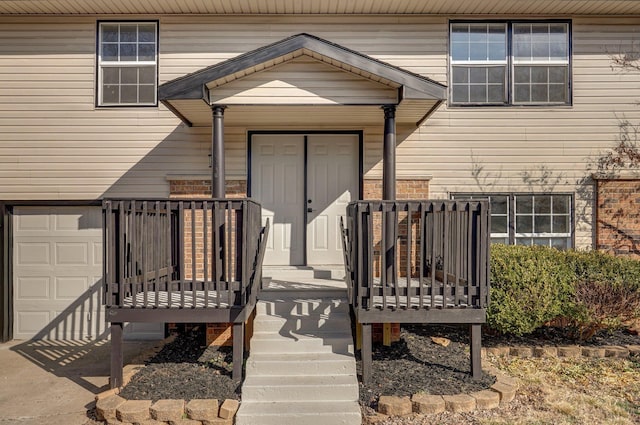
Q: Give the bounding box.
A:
[452,193,573,249]
[450,21,570,106]
[98,22,158,106]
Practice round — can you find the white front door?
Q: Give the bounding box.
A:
[251,134,305,265]
[306,134,359,265]
[251,133,358,266]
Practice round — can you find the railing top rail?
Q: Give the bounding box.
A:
[347,199,490,211]
[103,198,262,209]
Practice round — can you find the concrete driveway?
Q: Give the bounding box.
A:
[0,338,161,425]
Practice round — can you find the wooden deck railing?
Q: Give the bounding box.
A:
[103,199,269,310]
[342,200,490,315]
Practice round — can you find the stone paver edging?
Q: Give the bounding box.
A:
[94,338,239,425]
[366,343,640,422]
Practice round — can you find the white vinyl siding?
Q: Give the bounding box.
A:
[0,15,639,251]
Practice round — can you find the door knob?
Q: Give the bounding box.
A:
[307,208,314,213]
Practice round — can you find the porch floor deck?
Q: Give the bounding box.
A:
[120,290,233,308]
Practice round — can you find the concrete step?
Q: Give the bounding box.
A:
[253,313,351,333]
[236,401,361,425]
[256,297,350,316]
[258,289,348,301]
[242,375,359,402]
[250,332,354,354]
[245,352,356,376]
[262,266,346,281]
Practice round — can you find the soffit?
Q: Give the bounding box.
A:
[1,0,640,15]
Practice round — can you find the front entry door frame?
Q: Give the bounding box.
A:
[247,130,363,266]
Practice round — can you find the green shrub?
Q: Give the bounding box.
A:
[488,244,576,336]
[488,245,640,338]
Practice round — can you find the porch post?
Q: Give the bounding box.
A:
[382,105,396,200]
[211,105,227,198]
[382,105,397,282]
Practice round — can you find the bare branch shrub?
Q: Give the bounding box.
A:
[573,280,640,340]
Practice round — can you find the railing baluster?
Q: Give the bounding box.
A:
[154,201,160,308]
[431,203,438,309]
[240,200,248,307]
[455,202,462,307]
[380,204,387,310]
[213,201,221,308]
[418,202,425,310]
[191,201,197,308]
[179,201,185,307]
[406,203,412,310]
[367,203,374,311]
[142,201,148,308]
[227,201,233,308]
[166,201,172,308]
[467,203,473,307]
[203,201,209,308]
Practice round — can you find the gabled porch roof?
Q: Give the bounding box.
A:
[158,33,446,127]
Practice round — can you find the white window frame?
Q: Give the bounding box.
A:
[449,20,571,106]
[97,21,158,107]
[452,193,574,249]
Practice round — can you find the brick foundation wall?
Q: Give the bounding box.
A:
[363,178,430,200]
[596,179,640,258]
[169,179,247,199]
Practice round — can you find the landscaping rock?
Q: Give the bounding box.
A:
[378,395,412,416]
[486,346,510,357]
[219,399,240,420]
[491,382,516,404]
[170,420,202,425]
[431,337,451,347]
[411,394,445,414]
[203,419,233,425]
[471,390,500,410]
[582,346,606,358]
[533,346,558,357]
[186,399,219,421]
[510,346,533,357]
[96,394,126,421]
[604,346,629,358]
[442,394,476,413]
[557,346,582,358]
[117,399,152,423]
[150,399,185,422]
[626,345,640,356]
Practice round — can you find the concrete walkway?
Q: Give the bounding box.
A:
[0,338,160,425]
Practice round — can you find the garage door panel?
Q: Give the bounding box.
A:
[16,277,50,300]
[16,242,50,266]
[15,212,50,232]
[16,311,51,336]
[55,242,90,266]
[54,208,101,233]
[13,206,163,341]
[55,276,90,300]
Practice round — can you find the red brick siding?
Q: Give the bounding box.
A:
[596,179,640,258]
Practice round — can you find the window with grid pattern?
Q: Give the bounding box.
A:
[450,21,570,106]
[452,193,573,249]
[98,22,157,106]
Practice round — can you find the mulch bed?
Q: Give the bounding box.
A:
[358,324,496,410]
[119,325,240,402]
[118,322,638,408]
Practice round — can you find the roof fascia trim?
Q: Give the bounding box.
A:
[159,33,446,102]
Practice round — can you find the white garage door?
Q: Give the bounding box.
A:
[13,206,162,340]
